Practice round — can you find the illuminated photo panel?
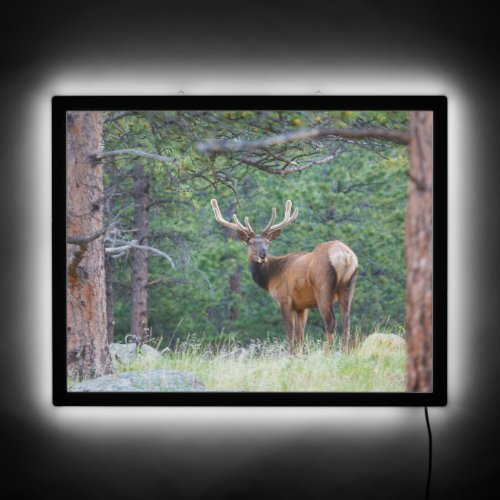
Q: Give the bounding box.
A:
[54,96,447,406]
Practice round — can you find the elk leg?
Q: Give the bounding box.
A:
[280,304,296,354]
[294,309,308,354]
[316,298,336,348]
[339,272,357,352]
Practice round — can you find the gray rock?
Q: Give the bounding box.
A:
[108,342,162,369]
[360,333,406,358]
[108,342,137,363]
[69,369,208,392]
[139,344,161,359]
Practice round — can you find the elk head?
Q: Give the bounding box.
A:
[210,199,299,263]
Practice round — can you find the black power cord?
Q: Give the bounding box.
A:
[424,406,433,500]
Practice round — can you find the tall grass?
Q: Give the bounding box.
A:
[112,329,407,392]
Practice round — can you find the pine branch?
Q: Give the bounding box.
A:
[105,240,175,269]
[105,111,136,122]
[237,146,347,176]
[197,127,410,154]
[90,149,175,164]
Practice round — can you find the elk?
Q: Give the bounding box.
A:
[210,199,358,353]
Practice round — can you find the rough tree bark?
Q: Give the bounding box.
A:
[221,202,243,321]
[104,181,116,344]
[67,111,113,380]
[105,253,115,344]
[405,111,433,392]
[229,265,243,320]
[130,163,150,344]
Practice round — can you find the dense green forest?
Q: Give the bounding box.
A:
[102,110,408,348]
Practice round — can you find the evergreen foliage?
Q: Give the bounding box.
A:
[103,110,408,348]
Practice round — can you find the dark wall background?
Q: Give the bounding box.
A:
[2,2,498,498]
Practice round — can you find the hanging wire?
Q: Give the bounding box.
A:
[424,406,433,500]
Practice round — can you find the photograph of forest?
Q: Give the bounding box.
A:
[65,107,433,394]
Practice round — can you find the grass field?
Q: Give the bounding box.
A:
[110,332,407,392]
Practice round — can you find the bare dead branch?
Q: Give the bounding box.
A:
[146,279,164,288]
[109,251,128,258]
[67,228,108,278]
[277,146,349,173]
[67,228,106,245]
[105,239,175,269]
[197,127,410,154]
[91,149,175,164]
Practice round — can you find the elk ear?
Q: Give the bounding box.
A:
[236,230,252,242]
[266,229,281,241]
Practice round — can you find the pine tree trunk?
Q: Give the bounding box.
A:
[229,265,242,320]
[105,253,115,344]
[130,163,150,344]
[221,202,243,321]
[104,182,116,344]
[405,111,433,392]
[66,111,113,380]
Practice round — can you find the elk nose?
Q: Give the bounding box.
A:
[259,249,267,258]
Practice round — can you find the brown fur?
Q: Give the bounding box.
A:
[210,199,358,353]
[248,239,358,353]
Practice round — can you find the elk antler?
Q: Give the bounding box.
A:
[262,200,298,236]
[261,207,277,233]
[210,199,255,237]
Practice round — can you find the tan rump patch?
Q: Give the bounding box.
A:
[328,243,358,284]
